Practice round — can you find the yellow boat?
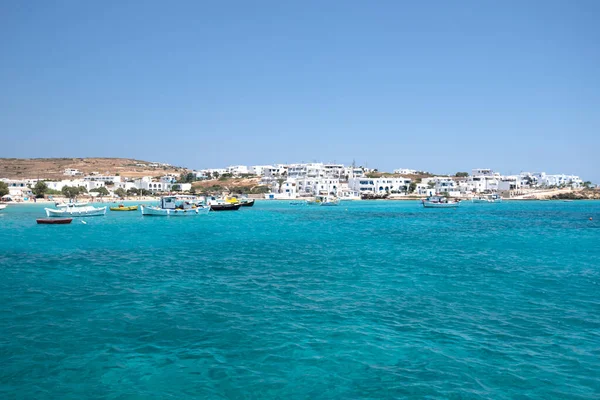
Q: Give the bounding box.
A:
[110,205,139,211]
[225,197,240,204]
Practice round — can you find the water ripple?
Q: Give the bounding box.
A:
[1,201,599,399]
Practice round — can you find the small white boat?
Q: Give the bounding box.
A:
[422,196,460,208]
[141,196,210,216]
[472,194,502,203]
[0,204,7,211]
[319,195,340,206]
[338,190,362,201]
[264,193,297,200]
[45,204,107,217]
[55,201,89,208]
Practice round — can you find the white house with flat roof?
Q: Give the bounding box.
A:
[421,177,461,195]
[323,164,345,179]
[393,168,418,175]
[464,175,500,193]
[471,168,496,177]
[83,174,121,184]
[348,177,411,194]
[498,176,522,192]
[534,173,582,188]
[63,168,82,176]
[296,177,340,195]
[226,165,250,176]
[134,177,172,193]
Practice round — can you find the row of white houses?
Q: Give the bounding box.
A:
[194,162,372,180]
[1,174,192,198]
[262,168,585,198]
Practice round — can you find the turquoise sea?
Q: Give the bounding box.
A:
[1,200,599,399]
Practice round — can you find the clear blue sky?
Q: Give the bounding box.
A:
[1,1,599,181]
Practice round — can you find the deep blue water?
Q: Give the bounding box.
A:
[1,200,599,399]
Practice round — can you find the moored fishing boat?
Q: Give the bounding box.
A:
[45,204,107,217]
[207,196,242,211]
[319,195,340,206]
[37,218,73,225]
[472,194,502,203]
[471,196,490,203]
[239,198,255,207]
[210,203,241,211]
[110,204,139,211]
[140,196,210,216]
[422,196,460,208]
[55,201,89,208]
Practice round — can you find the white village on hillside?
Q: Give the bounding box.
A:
[0,160,590,201]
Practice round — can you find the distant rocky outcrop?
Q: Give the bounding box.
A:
[551,190,600,200]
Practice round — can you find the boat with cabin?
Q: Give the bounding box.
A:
[206,196,242,211]
[422,196,460,208]
[140,196,210,216]
[45,204,107,217]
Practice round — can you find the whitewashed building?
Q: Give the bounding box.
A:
[416,183,436,196]
[268,179,298,198]
[296,177,340,195]
[134,177,172,193]
[421,177,461,195]
[226,165,250,176]
[471,168,496,177]
[63,168,82,176]
[323,164,345,179]
[250,165,272,176]
[348,177,411,194]
[83,174,121,184]
[534,172,582,188]
[393,168,418,175]
[1,179,37,198]
[498,176,522,192]
[44,179,105,192]
[113,181,138,191]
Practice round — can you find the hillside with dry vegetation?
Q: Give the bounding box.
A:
[0,158,188,180]
[191,176,267,194]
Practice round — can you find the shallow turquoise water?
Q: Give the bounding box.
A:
[1,200,599,399]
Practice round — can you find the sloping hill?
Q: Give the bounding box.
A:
[0,158,187,180]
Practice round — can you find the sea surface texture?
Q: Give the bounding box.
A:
[1,200,599,399]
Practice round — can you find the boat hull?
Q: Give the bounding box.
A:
[422,202,460,208]
[239,200,255,207]
[320,201,340,206]
[0,204,7,211]
[210,204,241,211]
[45,206,107,217]
[37,218,73,225]
[110,206,139,211]
[140,205,210,216]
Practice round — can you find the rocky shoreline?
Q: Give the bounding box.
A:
[551,190,600,200]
